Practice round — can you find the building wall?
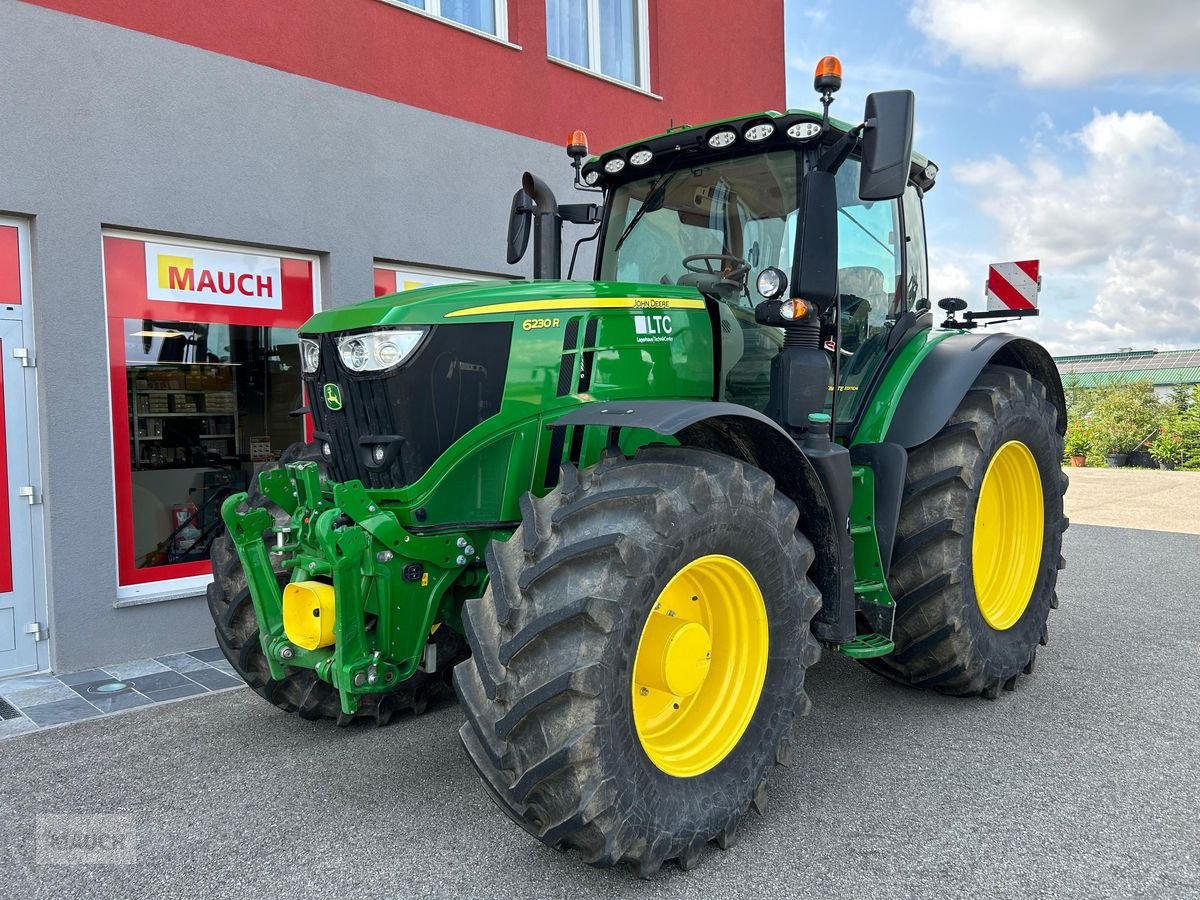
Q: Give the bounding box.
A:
[0,0,590,671]
[2,0,786,673]
[19,0,787,151]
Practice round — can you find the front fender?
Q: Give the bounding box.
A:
[554,400,841,610]
[877,332,1066,449]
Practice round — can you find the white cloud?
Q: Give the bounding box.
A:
[949,109,1200,354]
[910,0,1200,87]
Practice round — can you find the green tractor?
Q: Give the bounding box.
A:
[211,58,1067,875]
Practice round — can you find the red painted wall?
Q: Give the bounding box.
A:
[21,0,784,151]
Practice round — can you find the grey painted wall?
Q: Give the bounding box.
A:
[0,0,591,671]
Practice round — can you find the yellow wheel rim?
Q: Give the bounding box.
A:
[972,440,1044,631]
[631,554,768,778]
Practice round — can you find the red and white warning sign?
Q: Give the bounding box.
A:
[986,260,1041,311]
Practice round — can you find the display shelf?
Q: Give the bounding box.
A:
[134,411,236,418]
[130,370,239,467]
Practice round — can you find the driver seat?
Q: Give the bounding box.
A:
[837,266,887,354]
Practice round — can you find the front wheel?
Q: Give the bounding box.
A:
[454,447,822,875]
[864,364,1068,697]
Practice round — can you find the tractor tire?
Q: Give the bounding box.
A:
[454,447,822,876]
[864,364,1068,698]
[207,441,465,726]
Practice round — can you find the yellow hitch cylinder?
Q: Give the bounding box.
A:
[282,581,337,650]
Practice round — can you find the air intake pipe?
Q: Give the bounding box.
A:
[522,172,562,280]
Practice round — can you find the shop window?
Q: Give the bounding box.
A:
[102,233,319,593]
[547,0,650,89]
[388,0,509,39]
[373,262,501,297]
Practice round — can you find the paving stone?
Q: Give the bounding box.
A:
[67,679,124,699]
[104,658,172,680]
[59,668,115,686]
[184,668,242,691]
[0,716,38,739]
[156,653,211,673]
[86,691,153,714]
[1,680,77,708]
[126,671,190,693]
[209,661,240,679]
[20,697,102,726]
[187,647,225,663]
[145,683,208,702]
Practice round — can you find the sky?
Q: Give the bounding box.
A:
[783,0,1200,356]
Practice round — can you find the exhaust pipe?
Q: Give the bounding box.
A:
[522,172,562,280]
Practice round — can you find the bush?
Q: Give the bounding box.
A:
[1088,383,1163,456]
[1149,431,1182,465]
[1064,420,1092,457]
[1060,381,1200,469]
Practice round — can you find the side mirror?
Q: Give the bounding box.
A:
[793,170,839,310]
[859,90,915,202]
[506,189,532,264]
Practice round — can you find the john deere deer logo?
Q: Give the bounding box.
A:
[322,383,343,411]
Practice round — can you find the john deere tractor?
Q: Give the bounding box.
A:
[211,58,1067,875]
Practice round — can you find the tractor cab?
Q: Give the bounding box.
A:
[515,57,936,437]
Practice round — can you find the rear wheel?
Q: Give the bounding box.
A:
[207,441,465,725]
[864,365,1068,697]
[454,447,822,875]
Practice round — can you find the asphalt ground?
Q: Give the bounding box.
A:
[2,522,1198,899]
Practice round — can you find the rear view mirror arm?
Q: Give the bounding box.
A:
[816,122,864,175]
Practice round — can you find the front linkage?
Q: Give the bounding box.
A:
[220,461,489,715]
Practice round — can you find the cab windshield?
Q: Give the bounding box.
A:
[598,150,800,309]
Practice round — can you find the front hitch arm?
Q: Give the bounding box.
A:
[219,492,289,681]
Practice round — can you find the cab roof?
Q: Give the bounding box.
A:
[583,108,936,193]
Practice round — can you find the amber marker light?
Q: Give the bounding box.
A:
[567,130,589,159]
[779,298,811,321]
[814,55,843,94]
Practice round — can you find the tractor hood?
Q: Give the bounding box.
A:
[301,280,707,334]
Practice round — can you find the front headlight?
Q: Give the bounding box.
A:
[299,337,321,374]
[336,328,427,373]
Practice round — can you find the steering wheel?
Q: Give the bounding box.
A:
[682,254,751,281]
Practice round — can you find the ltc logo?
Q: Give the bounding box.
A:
[633,313,673,344]
[322,383,343,411]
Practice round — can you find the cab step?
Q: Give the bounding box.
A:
[834,633,895,659]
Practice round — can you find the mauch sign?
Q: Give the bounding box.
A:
[144,241,283,310]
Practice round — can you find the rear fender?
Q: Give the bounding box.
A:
[882,333,1066,449]
[554,401,840,607]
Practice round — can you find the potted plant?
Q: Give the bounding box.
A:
[1064,423,1090,466]
[1150,432,1181,471]
[1096,430,1133,467]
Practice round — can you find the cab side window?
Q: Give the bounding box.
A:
[832,160,904,423]
[902,185,929,310]
[835,159,903,352]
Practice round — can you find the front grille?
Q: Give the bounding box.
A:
[305,324,512,488]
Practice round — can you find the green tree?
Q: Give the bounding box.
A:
[1169,383,1193,414]
[1175,387,1200,469]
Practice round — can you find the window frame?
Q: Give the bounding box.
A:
[380,0,512,45]
[548,0,651,92]
[101,229,321,601]
[373,260,507,297]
